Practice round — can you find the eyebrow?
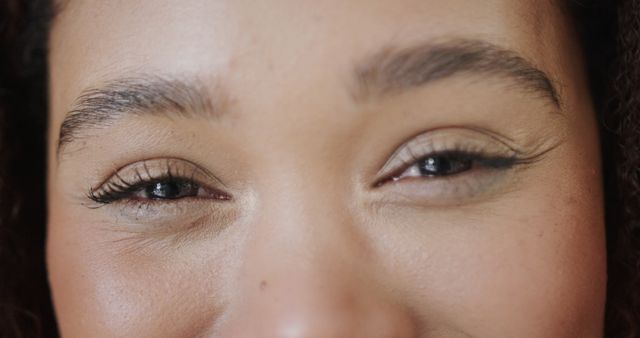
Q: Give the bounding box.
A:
[56,39,561,156]
[57,75,224,154]
[353,39,561,106]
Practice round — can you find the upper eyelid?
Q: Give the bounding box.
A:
[92,157,226,191]
[376,127,522,176]
[88,158,228,202]
[373,151,517,187]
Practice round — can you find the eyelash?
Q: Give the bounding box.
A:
[375,148,523,186]
[88,136,541,206]
[88,164,229,205]
[91,152,519,205]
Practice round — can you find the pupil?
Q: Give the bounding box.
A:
[418,155,472,176]
[146,181,192,199]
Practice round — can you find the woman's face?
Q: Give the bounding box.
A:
[47,0,606,337]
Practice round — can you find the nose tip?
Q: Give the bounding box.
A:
[216,276,418,338]
[260,307,416,338]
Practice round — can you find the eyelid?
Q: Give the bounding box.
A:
[376,127,524,181]
[88,158,229,204]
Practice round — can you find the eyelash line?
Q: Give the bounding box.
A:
[87,160,221,206]
[374,146,549,188]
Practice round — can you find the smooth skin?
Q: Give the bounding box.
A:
[48,0,606,337]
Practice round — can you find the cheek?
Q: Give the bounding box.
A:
[458,200,605,337]
[46,206,230,337]
[370,164,605,336]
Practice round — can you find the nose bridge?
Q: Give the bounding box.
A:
[240,169,365,301]
[248,149,362,268]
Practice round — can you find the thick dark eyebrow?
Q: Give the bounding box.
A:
[57,75,226,155]
[353,39,561,107]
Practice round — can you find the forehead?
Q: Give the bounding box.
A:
[49,0,569,108]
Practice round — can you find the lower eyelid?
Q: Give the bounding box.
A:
[374,162,521,206]
[96,195,237,231]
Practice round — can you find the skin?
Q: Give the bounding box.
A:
[47,0,606,337]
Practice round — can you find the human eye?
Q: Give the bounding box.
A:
[374,127,547,205]
[86,158,233,229]
[388,150,517,180]
[88,158,230,205]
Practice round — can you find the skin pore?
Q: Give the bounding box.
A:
[47,0,606,337]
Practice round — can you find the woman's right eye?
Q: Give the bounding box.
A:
[88,158,231,205]
[85,159,237,231]
[90,177,229,205]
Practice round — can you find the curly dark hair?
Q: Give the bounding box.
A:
[0,0,638,337]
[0,0,54,337]
[604,0,640,336]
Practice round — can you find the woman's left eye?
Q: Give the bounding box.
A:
[389,151,515,183]
[135,180,201,200]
